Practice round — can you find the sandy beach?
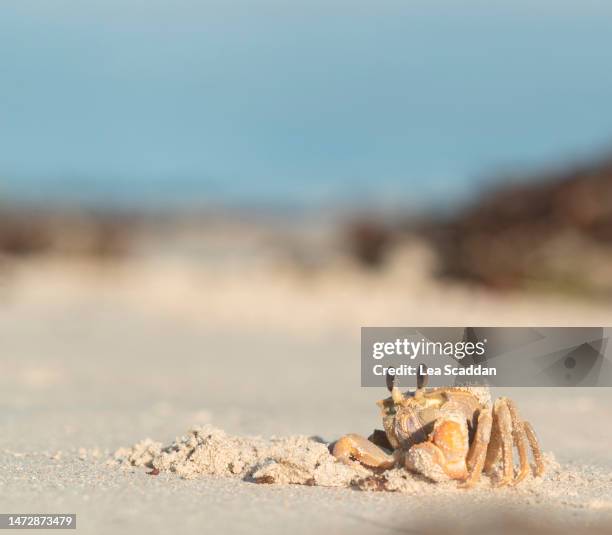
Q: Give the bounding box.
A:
[4,3,612,532]
[1,228,612,534]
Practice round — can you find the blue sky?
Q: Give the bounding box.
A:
[2,1,612,208]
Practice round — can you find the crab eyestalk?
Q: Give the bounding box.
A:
[414,364,429,398]
[386,373,404,404]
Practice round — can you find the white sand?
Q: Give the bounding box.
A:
[113,425,371,486]
[112,424,579,497]
[2,238,612,534]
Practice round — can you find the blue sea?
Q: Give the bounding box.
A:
[2,1,612,210]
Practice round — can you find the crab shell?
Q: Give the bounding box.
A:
[377,386,492,452]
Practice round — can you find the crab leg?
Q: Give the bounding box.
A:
[483,409,502,474]
[503,398,531,486]
[523,421,545,477]
[461,406,493,488]
[332,434,395,469]
[492,398,514,487]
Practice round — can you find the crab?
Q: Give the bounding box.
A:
[332,373,545,488]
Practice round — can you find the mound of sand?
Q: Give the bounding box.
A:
[112,424,575,495]
[113,425,371,487]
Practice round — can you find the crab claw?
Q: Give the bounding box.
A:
[332,434,395,469]
[405,415,469,482]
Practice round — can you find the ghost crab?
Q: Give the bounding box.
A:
[332,373,545,488]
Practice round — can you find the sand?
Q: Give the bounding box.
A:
[113,425,371,486]
[111,424,568,492]
[2,239,612,534]
[111,423,610,501]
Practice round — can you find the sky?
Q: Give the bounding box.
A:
[1,1,612,209]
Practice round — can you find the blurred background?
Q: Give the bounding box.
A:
[2,0,612,291]
[2,2,612,532]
